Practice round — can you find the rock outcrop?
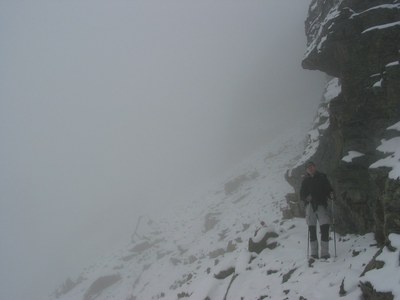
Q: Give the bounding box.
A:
[287,0,400,244]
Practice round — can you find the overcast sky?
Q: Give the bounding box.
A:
[0,1,324,299]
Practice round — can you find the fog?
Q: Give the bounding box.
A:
[0,1,324,299]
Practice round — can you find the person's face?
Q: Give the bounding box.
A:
[306,164,317,176]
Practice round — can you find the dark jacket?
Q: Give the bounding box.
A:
[300,171,333,209]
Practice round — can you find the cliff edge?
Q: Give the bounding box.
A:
[287,0,400,244]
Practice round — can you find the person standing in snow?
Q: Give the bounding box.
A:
[300,161,334,259]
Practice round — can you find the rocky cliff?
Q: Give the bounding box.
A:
[287,0,400,244]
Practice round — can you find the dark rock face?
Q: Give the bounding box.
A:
[287,0,400,245]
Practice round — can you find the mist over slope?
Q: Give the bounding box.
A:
[49,0,400,298]
[8,0,400,299]
[48,120,400,300]
[0,1,325,300]
[47,126,309,300]
[48,0,400,298]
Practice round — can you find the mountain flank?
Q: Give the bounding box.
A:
[49,1,400,299]
[287,0,400,242]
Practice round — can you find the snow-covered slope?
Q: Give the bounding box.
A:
[49,127,400,300]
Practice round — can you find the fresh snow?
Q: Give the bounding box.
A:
[342,151,365,163]
[370,137,400,179]
[291,79,337,171]
[292,127,320,170]
[48,125,400,300]
[323,78,341,103]
[310,0,318,12]
[318,118,330,130]
[388,121,400,131]
[350,4,400,19]
[370,121,400,179]
[386,61,400,67]
[362,21,400,34]
[317,35,327,52]
[373,79,383,88]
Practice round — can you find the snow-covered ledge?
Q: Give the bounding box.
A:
[369,121,400,179]
[342,151,365,163]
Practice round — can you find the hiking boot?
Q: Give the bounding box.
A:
[321,254,330,259]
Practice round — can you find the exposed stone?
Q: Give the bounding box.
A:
[130,241,153,253]
[224,175,249,195]
[226,240,237,253]
[208,248,225,259]
[177,292,191,299]
[54,276,85,298]
[130,238,164,254]
[359,281,394,300]
[214,267,235,280]
[233,193,250,204]
[203,212,220,233]
[282,192,304,219]
[170,257,181,266]
[121,254,136,262]
[339,278,347,297]
[185,255,197,264]
[224,171,259,195]
[242,223,250,231]
[266,241,279,250]
[282,268,297,284]
[170,273,193,290]
[248,231,279,254]
[360,248,385,277]
[83,274,121,300]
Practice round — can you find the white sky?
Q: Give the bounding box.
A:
[0,1,324,299]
